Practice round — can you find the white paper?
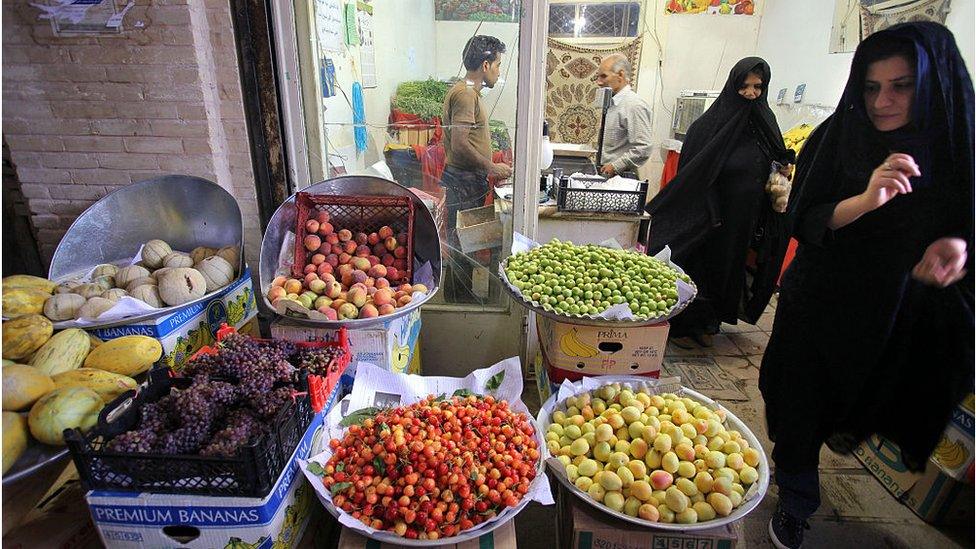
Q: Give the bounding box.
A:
[500,232,697,323]
[568,175,641,193]
[315,0,344,53]
[300,359,554,540]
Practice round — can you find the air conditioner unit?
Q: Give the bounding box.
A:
[671,90,720,140]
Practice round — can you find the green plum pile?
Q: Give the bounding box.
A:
[504,240,690,319]
[546,383,762,525]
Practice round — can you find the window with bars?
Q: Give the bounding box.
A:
[549,2,641,38]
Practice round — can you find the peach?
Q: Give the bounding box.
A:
[364,278,375,288]
[378,303,396,316]
[378,226,394,239]
[305,219,320,234]
[325,281,342,299]
[411,284,429,294]
[304,273,319,285]
[286,293,300,301]
[368,264,388,279]
[321,272,337,284]
[348,287,368,308]
[355,232,368,246]
[304,234,321,252]
[284,279,303,294]
[338,302,358,319]
[341,241,357,255]
[309,279,327,294]
[341,273,354,287]
[317,262,334,276]
[298,294,314,309]
[393,258,407,271]
[351,270,369,285]
[372,243,387,257]
[325,232,339,245]
[386,267,400,281]
[367,255,380,267]
[337,229,353,242]
[316,304,332,316]
[338,291,348,301]
[373,288,394,306]
[359,303,379,318]
[318,222,335,236]
[311,253,326,266]
[381,254,395,267]
[397,295,413,307]
[326,254,339,267]
[317,242,332,255]
[320,307,338,321]
[267,286,287,301]
[331,298,346,311]
[368,232,380,246]
[304,264,317,275]
[350,257,371,271]
[315,211,331,224]
[355,245,371,258]
[272,276,288,288]
[399,284,413,294]
[374,277,390,289]
[337,264,353,279]
[396,232,408,244]
[314,296,332,310]
[394,246,407,259]
[350,282,368,293]
[338,253,352,265]
[384,237,398,251]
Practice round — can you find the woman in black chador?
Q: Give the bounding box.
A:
[645,57,794,348]
[761,22,973,549]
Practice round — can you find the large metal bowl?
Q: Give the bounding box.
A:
[258,175,442,329]
[46,175,244,329]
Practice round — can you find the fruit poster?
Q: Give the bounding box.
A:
[666,0,757,15]
[434,0,519,22]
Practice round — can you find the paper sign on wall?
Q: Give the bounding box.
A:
[794,84,806,103]
[315,0,344,53]
[357,3,376,88]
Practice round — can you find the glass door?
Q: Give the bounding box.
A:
[283,1,547,374]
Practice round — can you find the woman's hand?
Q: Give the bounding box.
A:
[912,238,968,287]
[778,163,794,180]
[860,153,920,211]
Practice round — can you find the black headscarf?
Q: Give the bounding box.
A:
[645,57,794,259]
[779,22,973,468]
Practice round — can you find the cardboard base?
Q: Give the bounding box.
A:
[271,309,421,374]
[537,316,667,377]
[2,465,99,549]
[337,519,516,549]
[556,483,739,549]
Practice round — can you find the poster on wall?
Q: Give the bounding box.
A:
[665,0,756,15]
[435,0,519,22]
[358,3,377,88]
[830,0,951,53]
[315,0,345,53]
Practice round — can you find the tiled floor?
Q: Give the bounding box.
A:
[516,298,974,548]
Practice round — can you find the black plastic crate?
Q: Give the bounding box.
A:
[555,177,649,215]
[64,368,314,498]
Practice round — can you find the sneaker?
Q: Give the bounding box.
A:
[768,506,810,549]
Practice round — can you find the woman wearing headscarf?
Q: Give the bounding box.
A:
[760,22,973,548]
[645,58,795,347]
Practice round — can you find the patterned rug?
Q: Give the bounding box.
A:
[860,0,950,37]
[545,37,643,147]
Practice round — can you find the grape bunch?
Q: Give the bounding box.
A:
[294,346,344,376]
[105,333,310,458]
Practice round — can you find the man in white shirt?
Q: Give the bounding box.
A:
[595,53,654,178]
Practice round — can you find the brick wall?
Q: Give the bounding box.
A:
[1,1,261,269]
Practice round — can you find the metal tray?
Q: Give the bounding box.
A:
[258,175,442,329]
[498,257,697,328]
[538,376,769,531]
[312,416,546,546]
[2,442,69,485]
[46,175,244,329]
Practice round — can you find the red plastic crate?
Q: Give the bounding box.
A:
[293,192,415,284]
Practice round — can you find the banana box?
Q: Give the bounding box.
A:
[86,267,258,370]
[854,394,975,525]
[270,309,422,375]
[84,396,329,549]
[536,316,668,378]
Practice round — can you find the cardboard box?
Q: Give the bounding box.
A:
[85,408,326,548]
[537,316,667,380]
[271,308,422,374]
[3,468,99,549]
[854,396,975,525]
[86,267,258,369]
[337,519,516,549]
[457,205,503,253]
[535,353,559,404]
[557,483,739,549]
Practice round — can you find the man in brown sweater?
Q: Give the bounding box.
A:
[441,35,511,301]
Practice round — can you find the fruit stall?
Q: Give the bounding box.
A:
[0,170,782,549]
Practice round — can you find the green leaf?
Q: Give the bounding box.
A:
[336,462,345,473]
[339,407,382,427]
[330,482,353,496]
[470,470,479,481]
[453,388,475,398]
[374,457,386,477]
[433,393,448,402]
[486,371,506,392]
[307,462,326,477]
